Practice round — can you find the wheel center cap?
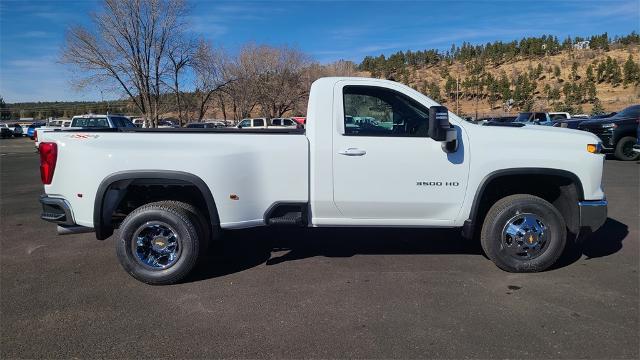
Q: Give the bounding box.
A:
[524,232,538,245]
[151,236,168,251]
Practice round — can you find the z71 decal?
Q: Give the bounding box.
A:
[64,134,100,139]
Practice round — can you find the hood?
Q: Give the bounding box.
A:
[464,118,599,139]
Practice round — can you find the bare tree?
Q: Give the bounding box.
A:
[191,40,231,121]
[251,45,311,118]
[166,37,196,125]
[62,0,188,127]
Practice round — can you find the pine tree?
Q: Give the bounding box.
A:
[444,75,456,100]
[586,64,595,83]
[571,62,579,80]
[623,54,640,85]
[553,65,561,79]
[610,59,622,85]
[591,98,605,115]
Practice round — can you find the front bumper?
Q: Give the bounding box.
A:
[40,195,94,235]
[578,200,608,233]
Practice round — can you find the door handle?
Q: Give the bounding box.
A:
[338,148,366,156]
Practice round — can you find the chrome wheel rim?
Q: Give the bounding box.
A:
[132,221,181,269]
[501,213,548,260]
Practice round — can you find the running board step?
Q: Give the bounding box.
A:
[267,211,303,226]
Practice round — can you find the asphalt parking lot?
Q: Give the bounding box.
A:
[1,138,638,359]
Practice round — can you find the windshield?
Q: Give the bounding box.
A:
[238,120,251,127]
[71,117,109,127]
[514,113,532,122]
[613,105,640,119]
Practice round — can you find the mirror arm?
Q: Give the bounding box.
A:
[441,127,458,153]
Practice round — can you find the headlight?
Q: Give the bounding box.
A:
[601,123,617,129]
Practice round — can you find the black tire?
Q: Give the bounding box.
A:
[154,200,211,253]
[116,201,200,285]
[480,194,566,273]
[614,136,640,161]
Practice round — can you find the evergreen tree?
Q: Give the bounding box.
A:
[623,54,640,85]
[0,96,10,121]
[571,62,579,80]
[586,64,595,83]
[591,98,605,115]
[444,75,457,101]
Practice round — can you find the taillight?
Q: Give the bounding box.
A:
[39,142,57,185]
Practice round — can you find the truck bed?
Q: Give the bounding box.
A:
[39,129,310,230]
[49,127,306,134]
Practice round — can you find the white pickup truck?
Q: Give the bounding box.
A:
[38,77,608,285]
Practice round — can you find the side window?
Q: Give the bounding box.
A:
[272,119,281,126]
[534,113,547,122]
[119,117,135,128]
[284,119,294,126]
[254,119,265,127]
[343,86,429,137]
[111,117,123,127]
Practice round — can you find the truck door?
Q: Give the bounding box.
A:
[331,82,469,224]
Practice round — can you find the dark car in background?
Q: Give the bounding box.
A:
[578,105,640,161]
[10,124,23,137]
[1,124,13,138]
[185,122,224,129]
[632,122,640,155]
[554,112,619,129]
[479,116,516,123]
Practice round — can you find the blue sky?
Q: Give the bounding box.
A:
[1,0,638,102]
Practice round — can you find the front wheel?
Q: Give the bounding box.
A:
[481,194,566,272]
[614,136,640,161]
[116,201,201,285]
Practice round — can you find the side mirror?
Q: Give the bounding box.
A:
[237,125,243,129]
[428,106,450,141]
[428,106,458,152]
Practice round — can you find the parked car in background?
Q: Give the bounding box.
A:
[132,118,144,127]
[35,115,136,151]
[70,114,136,128]
[578,105,640,161]
[47,119,72,127]
[9,123,23,137]
[27,122,46,139]
[270,118,300,128]
[478,116,516,125]
[633,124,640,154]
[291,116,306,125]
[185,122,224,129]
[549,112,571,121]
[158,119,180,128]
[513,112,554,126]
[237,118,268,129]
[1,123,14,138]
[592,112,617,119]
